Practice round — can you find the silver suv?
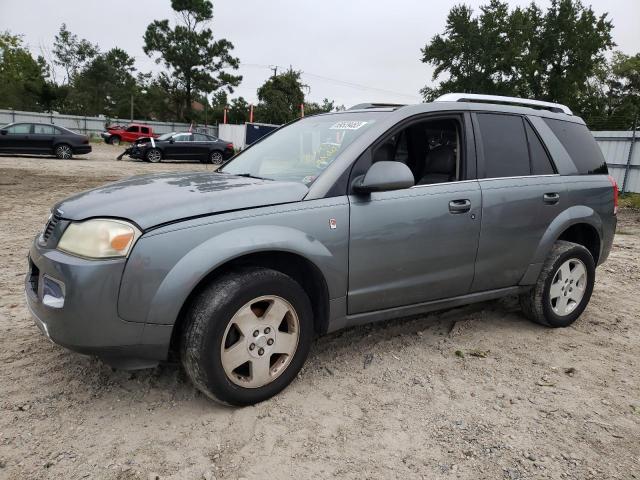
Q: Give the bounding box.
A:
[26,94,618,405]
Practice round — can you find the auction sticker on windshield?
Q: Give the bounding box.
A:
[330,121,368,130]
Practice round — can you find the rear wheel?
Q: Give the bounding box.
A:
[145,148,162,163]
[55,144,73,159]
[209,150,224,165]
[519,240,595,328]
[181,268,313,406]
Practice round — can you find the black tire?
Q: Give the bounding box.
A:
[145,148,162,163]
[181,268,313,406]
[209,150,224,165]
[109,135,121,145]
[519,240,595,328]
[54,144,73,159]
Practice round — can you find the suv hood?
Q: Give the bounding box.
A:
[54,172,309,230]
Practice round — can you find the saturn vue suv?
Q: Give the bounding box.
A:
[25,94,617,405]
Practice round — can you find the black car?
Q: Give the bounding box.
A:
[123,131,234,164]
[0,122,91,159]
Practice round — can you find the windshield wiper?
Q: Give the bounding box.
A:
[231,173,271,180]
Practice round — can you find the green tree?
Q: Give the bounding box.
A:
[304,98,336,116]
[69,48,137,117]
[228,96,249,124]
[256,68,306,124]
[0,32,48,111]
[143,0,241,122]
[420,0,614,119]
[52,23,99,84]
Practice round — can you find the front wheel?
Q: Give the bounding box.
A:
[181,268,313,406]
[109,136,121,146]
[55,144,73,159]
[519,240,595,328]
[145,148,162,163]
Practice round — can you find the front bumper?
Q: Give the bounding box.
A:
[25,237,172,369]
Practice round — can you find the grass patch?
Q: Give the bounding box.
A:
[619,193,640,210]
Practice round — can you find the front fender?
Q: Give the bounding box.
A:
[118,198,349,325]
[147,225,334,325]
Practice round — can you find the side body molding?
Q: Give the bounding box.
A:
[118,199,350,326]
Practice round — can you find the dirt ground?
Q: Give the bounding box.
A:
[1,145,639,480]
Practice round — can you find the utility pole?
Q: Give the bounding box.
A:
[621,109,638,194]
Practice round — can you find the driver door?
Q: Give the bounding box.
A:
[347,114,481,314]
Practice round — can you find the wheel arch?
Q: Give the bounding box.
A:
[168,249,330,355]
[520,206,603,285]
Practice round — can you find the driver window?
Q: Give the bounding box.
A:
[372,118,461,185]
[174,134,192,142]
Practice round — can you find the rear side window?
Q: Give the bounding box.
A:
[141,127,150,134]
[477,114,529,178]
[524,121,555,175]
[543,118,607,174]
[33,124,56,135]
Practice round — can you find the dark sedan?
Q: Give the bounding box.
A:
[0,122,91,159]
[123,131,234,164]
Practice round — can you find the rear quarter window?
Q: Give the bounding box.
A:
[543,118,607,175]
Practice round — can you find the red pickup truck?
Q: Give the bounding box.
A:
[101,123,158,145]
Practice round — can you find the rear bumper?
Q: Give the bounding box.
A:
[72,145,92,155]
[25,237,172,369]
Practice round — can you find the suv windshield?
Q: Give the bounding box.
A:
[220,112,383,185]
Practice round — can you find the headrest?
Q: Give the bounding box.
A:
[373,143,395,163]
[426,146,455,174]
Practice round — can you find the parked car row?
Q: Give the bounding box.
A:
[0,120,234,164]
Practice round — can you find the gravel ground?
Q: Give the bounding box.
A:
[1,146,639,480]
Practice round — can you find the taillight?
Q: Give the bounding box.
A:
[226,143,234,150]
[608,175,618,215]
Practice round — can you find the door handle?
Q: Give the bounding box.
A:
[543,193,560,205]
[449,199,471,214]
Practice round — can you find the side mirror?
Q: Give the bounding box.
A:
[354,161,415,193]
[169,138,175,144]
[0,130,7,135]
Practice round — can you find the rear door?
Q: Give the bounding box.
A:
[471,113,566,291]
[31,124,56,153]
[192,133,212,160]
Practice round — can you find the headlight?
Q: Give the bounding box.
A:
[57,219,141,259]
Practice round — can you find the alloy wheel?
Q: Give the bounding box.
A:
[210,151,224,164]
[549,258,587,316]
[147,149,162,163]
[56,145,72,159]
[220,295,300,388]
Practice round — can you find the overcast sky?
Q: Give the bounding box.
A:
[1,0,639,108]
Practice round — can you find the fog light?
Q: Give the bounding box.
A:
[42,275,65,309]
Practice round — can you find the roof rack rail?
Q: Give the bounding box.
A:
[434,93,573,115]
[348,103,406,110]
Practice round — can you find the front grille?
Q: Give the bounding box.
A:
[42,212,62,243]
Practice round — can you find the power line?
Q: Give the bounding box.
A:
[240,63,421,100]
